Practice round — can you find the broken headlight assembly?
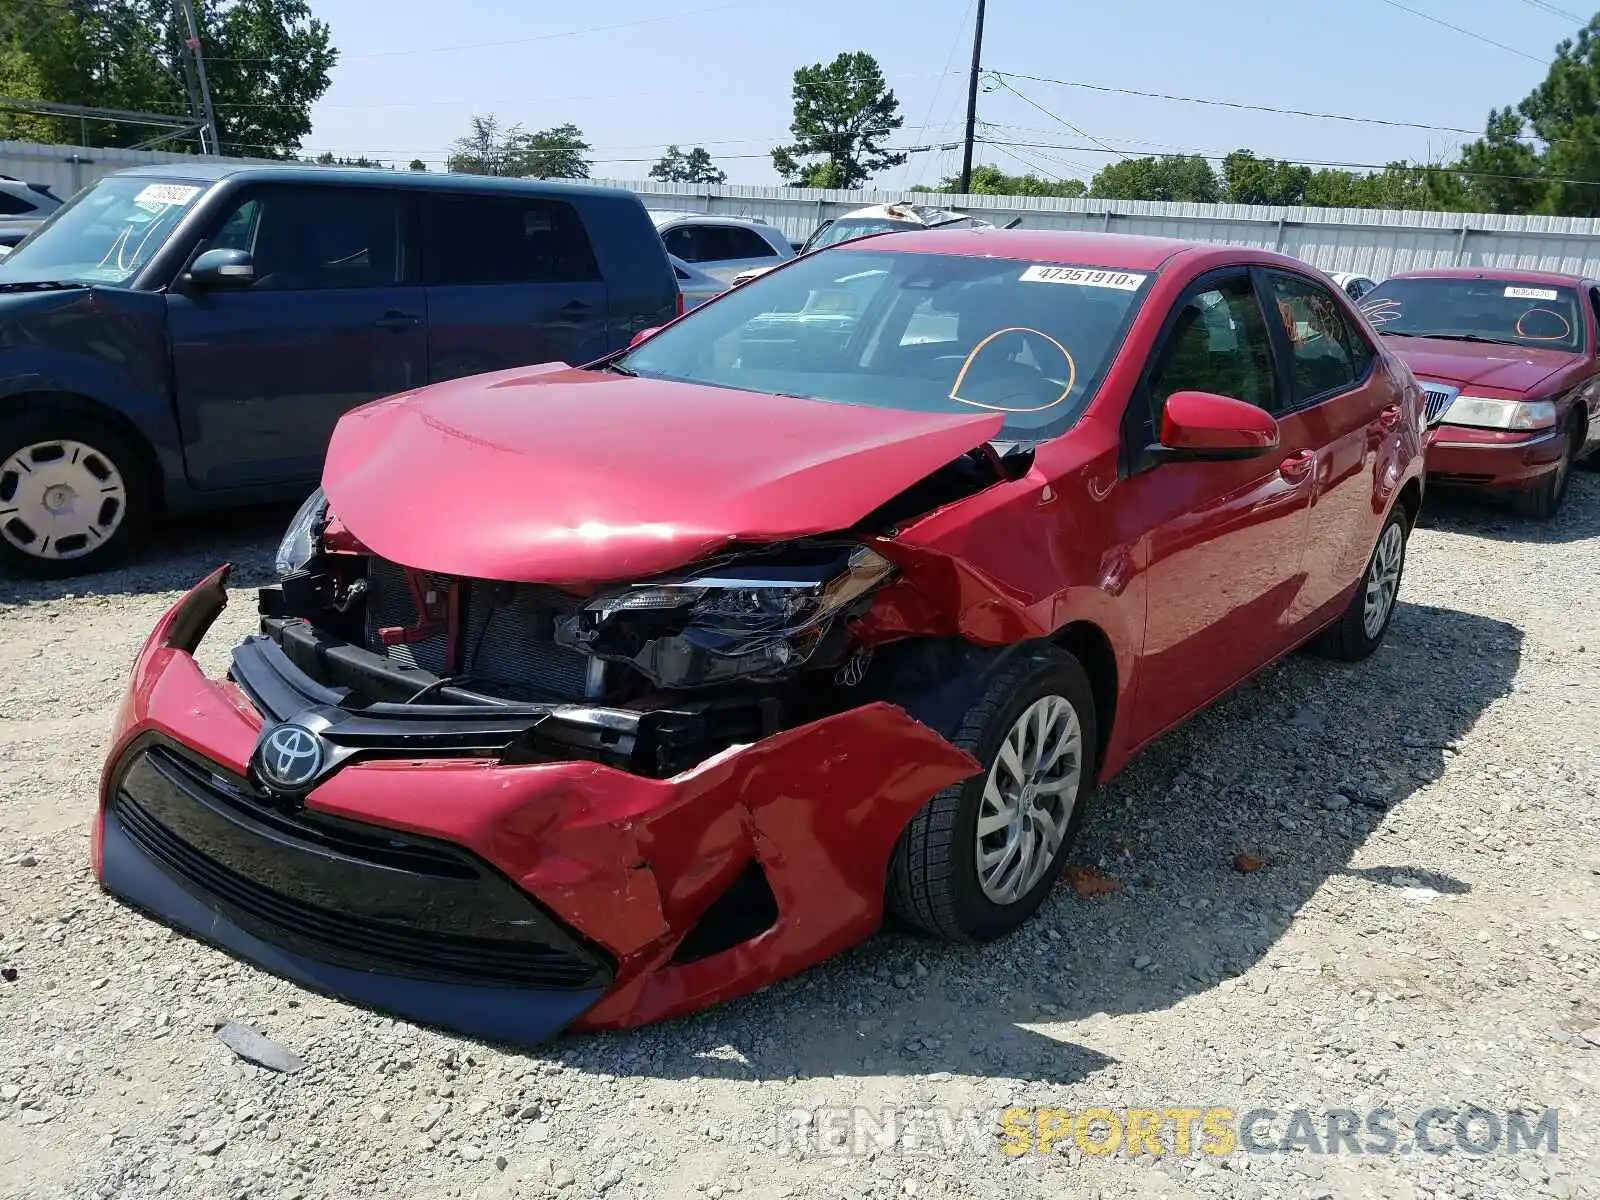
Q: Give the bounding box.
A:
[274,487,328,578]
[557,544,895,689]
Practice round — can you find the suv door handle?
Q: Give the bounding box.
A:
[375,311,421,331]
[1377,404,1401,431]
[1279,449,1316,482]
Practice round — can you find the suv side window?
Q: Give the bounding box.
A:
[662,225,701,262]
[0,191,37,216]
[711,226,780,260]
[1145,274,1278,427]
[1266,271,1367,405]
[428,195,600,285]
[206,187,407,291]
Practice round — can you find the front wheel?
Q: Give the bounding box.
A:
[1510,420,1580,519]
[0,413,151,579]
[1309,507,1408,662]
[888,648,1098,943]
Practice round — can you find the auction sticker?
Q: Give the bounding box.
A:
[1505,286,1559,301]
[1020,265,1147,291]
[133,183,203,211]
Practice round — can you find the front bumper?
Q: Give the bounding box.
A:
[93,569,979,1042]
[1423,424,1567,489]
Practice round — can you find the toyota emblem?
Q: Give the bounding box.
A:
[254,723,326,793]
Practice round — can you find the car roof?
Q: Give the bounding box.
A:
[103,161,637,203]
[861,228,1311,272]
[650,211,774,229]
[1389,267,1588,287]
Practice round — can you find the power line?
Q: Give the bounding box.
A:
[987,76,1117,154]
[204,2,760,63]
[895,0,977,188]
[991,70,1494,137]
[1511,0,1584,23]
[1372,0,1546,63]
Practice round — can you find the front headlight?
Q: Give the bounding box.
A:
[561,544,895,689]
[1444,396,1557,431]
[274,487,328,578]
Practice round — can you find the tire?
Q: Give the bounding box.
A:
[0,412,152,579]
[887,647,1098,943]
[1309,506,1408,662]
[1510,419,1580,519]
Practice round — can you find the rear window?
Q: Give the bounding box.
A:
[1359,276,1586,352]
[428,195,600,285]
[615,248,1152,438]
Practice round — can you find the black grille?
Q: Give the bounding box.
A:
[1422,384,1456,425]
[110,741,611,990]
[364,559,593,701]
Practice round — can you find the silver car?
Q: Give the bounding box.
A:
[669,253,723,310]
[651,212,794,285]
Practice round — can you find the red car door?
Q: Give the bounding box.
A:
[1262,269,1397,634]
[1120,269,1318,745]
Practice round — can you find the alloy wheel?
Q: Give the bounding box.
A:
[1362,521,1405,639]
[974,693,1083,905]
[0,439,128,561]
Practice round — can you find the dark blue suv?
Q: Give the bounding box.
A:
[0,164,678,577]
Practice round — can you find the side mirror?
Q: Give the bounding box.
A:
[1155,390,1279,461]
[629,326,662,349]
[186,247,255,288]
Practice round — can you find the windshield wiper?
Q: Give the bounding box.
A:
[0,279,87,293]
[603,361,638,377]
[1391,331,1523,346]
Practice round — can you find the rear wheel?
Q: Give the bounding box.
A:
[1510,419,1580,519]
[0,413,151,578]
[1310,506,1408,662]
[888,648,1098,943]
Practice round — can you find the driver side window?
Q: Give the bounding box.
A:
[1146,275,1278,428]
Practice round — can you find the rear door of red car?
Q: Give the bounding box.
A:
[1259,268,1394,634]
[1119,268,1318,744]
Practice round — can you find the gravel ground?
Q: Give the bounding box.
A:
[1,480,1598,1200]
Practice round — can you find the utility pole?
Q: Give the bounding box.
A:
[177,0,220,154]
[957,0,987,196]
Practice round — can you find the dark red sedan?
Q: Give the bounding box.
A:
[94,231,1425,1044]
[1357,268,1600,518]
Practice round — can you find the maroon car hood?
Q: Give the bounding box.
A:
[322,365,1004,584]
[1385,337,1578,393]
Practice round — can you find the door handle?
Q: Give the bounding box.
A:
[560,300,595,313]
[1278,449,1316,482]
[375,311,421,331]
[1377,404,1401,431]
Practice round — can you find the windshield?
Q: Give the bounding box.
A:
[614,248,1151,437]
[1358,277,1586,353]
[0,175,209,286]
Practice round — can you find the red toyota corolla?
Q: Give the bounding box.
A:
[94,231,1425,1044]
[1357,268,1600,518]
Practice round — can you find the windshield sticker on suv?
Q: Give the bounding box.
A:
[1505,286,1559,301]
[1020,266,1147,291]
[133,183,202,212]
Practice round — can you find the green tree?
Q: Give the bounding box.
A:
[1221,150,1311,205]
[771,51,905,189]
[3,0,335,156]
[649,144,727,184]
[939,164,1086,197]
[1456,108,1546,214]
[408,158,427,171]
[0,44,61,142]
[447,114,521,175]
[313,151,389,168]
[514,123,590,179]
[1089,154,1219,202]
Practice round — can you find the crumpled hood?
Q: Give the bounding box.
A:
[1386,337,1578,394]
[323,365,1004,584]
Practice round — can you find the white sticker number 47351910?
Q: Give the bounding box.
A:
[1020,265,1148,291]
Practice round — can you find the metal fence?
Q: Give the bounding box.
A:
[10,139,1600,280]
[593,179,1600,281]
